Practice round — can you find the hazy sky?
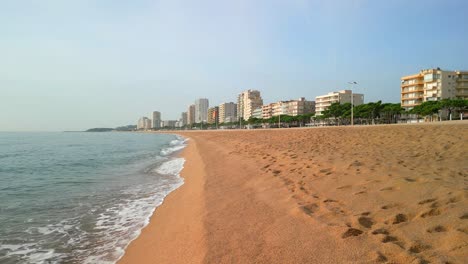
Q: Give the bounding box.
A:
[1,0,467,131]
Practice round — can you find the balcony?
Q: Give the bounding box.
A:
[401,81,424,87]
[401,88,423,94]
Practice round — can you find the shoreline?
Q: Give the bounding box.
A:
[118,136,206,264]
[119,122,467,263]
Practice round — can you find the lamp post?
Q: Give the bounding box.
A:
[348,81,358,126]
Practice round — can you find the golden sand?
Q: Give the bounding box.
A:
[119,122,467,264]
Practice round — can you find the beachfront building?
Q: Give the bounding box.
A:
[137,117,152,130]
[180,112,188,127]
[272,98,315,116]
[162,120,177,128]
[401,68,468,111]
[237,90,263,121]
[207,107,219,125]
[315,90,364,116]
[262,104,274,119]
[219,102,237,123]
[151,111,161,129]
[187,104,195,125]
[195,98,209,123]
[252,107,263,119]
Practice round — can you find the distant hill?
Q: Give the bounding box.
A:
[84,125,137,132]
[85,128,114,132]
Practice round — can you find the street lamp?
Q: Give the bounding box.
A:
[348,81,358,126]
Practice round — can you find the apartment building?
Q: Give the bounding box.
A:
[262,104,274,119]
[137,117,152,130]
[237,90,263,121]
[187,104,195,125]
[252,107,263,119]
[315,90,364,116]
[207,107,219,124]
[151,111,161,129]
[162,120,177,128]
[219,102,237,123]
[401,68,468,110]
[195,98,209,123]
[271,97,315,116]
[180,112,187,127]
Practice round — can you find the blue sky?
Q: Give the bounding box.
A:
[1,0,467,131]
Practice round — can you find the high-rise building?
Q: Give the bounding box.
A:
[195,98,209,123]
[237,90,263,121]
[315,90,364,116]
[180,112,188,127]
[207,107,219,124]
[187,104,195,125]
[219,102,237,123]
[401,68,468,111]
[137,117,151,130]
[151,111,161,129]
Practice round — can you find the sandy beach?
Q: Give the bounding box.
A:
[119,122,467,264]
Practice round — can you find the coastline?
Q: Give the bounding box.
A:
[119,122,467,263]
[118,137,206,264]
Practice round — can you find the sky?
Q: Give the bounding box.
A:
[1,0,467,131]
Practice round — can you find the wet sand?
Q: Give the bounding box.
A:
[119,122,467,264]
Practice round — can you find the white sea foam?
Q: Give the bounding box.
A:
[160,136,187,156]
[155,158,186,176]
[84,156,186,264]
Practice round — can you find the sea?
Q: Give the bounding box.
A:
[0,132,187,264]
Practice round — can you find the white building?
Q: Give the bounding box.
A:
[137,117,152,130]
[237,90,263,121]
[152,111,161,129]
[195,98,209,123]
[315,90,364,116]
[401,68,468,110]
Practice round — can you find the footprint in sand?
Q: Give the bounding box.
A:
[408,241,431,254]
[420,208,441,218]
[372,228,389,235]
[381,204,398,210]
[392,213,408,224]
[358,216,374,228]
[427,225,447,233]
[341,228,363,238]
[418,198,437,205]
[301,203,319,215]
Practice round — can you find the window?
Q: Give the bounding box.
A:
[424,74,433,82]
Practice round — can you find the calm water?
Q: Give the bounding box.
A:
[0,132,186,264]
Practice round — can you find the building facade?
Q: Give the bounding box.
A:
[187,104,195,125]
[207,107,219,124]
[315,90,364,116]
[252,107,263,119]
[195,98,209,123]
[219,102,237,123]
[180,112,188,127]
[151,111,161,129]
[271,98,315,117]
[137,117,152,130]
[162,120,177,128]
[237,90,263,121]
[401,68,468,110]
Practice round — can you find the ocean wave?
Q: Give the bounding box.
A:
[154,158,185,176]
[160,136,187,156]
